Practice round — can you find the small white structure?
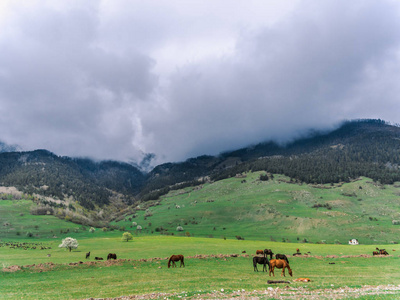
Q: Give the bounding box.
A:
[348,238,359,245]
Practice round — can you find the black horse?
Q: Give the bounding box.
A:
[275,253,289,264]
[253,256,269,272]
[85,251,90,259]
[264,249,274,259]
[107,253,117,260]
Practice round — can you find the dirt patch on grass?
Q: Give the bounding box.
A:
[87,284,400,299]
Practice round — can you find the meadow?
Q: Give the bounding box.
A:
[1,235,400,299]
[2,173,400,298]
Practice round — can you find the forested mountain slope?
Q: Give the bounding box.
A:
[0,119,399,209]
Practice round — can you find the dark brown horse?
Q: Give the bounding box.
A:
[256,249,264,255]
[86,251,90,259]
[168,254,185,268]
[253,256,269,272]
[264,249,274,259]
[107,253,117,260]
[275,253,289,264]
[269,259,293,277]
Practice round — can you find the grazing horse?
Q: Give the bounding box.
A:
[86,251,90,259]
[264,249,274,259]
[373,251,379,256]
[95,257,103,260]
[168,254,185,268]
[275,253,289,264]
[253,256,269,272]
[107,253,117,260]
[379,249,389,255]
[256,250,264,255]
[269,259,293,277]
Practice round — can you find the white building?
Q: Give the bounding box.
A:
[348,239,359,245]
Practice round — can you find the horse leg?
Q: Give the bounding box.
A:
[281,267,286,277]
[269,266,274,277]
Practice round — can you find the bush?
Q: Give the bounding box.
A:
[26,231,33,237]
[89,227,95,233]
[176,226,184,231]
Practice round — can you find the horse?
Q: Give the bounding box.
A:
[86,251,90,259]
[256,250,264,255]
[373,251,379,256]
[379,249,389,255]
[253,256,269,272]
[275,253,289,264]
[95,257,103,260]
[107,253,117,260]
[264,249,274,259]
[168,254,185,268]
[269,259,293,277]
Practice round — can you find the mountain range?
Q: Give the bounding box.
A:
[1,119,400,217]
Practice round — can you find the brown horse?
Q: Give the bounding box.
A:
[168,254,185,268]
[264,249,274,259]
[107,253,117,260]
[256,250,264,255]
[269,259,293,277]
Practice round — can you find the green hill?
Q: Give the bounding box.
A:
[114,172,400,245]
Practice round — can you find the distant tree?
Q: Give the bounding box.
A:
[176,226,184,232]
[58,237,79,252]
[122,232,133,242]
[136,225,142,231]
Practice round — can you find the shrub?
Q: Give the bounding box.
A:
[176,226,184,231]
[392,220,400,225]
[89,227,95,233]
[26,231,33,237]
[132,222,137,226]
[102,227,108,232]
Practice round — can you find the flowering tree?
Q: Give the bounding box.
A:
[122,232,133,242]
[58,237,78,252]
[89,227,95,233]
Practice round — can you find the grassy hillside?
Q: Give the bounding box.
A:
[113,172,400,245]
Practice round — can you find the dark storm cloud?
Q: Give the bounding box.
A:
[0,1,400,166]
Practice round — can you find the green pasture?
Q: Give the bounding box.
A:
[2,173,400,245]
[1,236,400,299]
[114,173,400,244]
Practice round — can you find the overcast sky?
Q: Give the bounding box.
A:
[1,0,400,167]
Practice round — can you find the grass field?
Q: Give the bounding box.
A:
[1,236,400,299]
[2,173,400,298]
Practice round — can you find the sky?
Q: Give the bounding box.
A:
[1,0,400,168]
